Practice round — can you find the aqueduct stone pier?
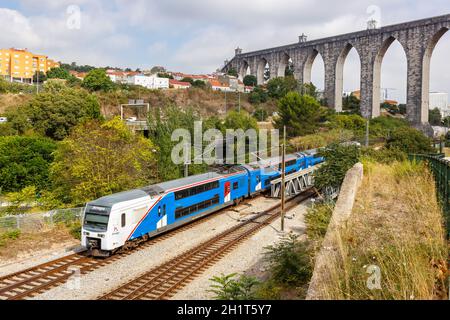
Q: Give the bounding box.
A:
[222,14,450,130]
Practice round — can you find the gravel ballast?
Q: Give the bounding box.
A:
[34,197,280,300]
[171,200,310,300]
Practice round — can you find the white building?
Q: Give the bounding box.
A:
[127,74,169,90]
[429,92,449,117]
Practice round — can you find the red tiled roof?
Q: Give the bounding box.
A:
[170,79,191,86]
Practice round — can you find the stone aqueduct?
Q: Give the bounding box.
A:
[222,14,450,130]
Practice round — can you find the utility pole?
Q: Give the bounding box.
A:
[238,91,241,113]
[281,126,286,232]
[365,119,370,147]
[36,71,39,94]
[225,91,228,114]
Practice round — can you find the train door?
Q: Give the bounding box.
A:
[224,182,231,203]
[156,203,167,229]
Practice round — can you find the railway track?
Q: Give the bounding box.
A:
[99,189,316,300]
[0,195,262,300]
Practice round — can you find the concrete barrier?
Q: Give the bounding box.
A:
[306,162,364,300]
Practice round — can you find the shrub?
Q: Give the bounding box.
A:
[263,234,312,287]
[0,229,21,247]
[209,273,260,300]
[386,127,434,154]
[304,203,334,243]
[314,143,361,190]
[327,114,366,135]
[369,116,409,139]
[68,221,82,240]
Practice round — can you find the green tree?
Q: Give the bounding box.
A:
[248,86,268,104]
[266,76,298,99]
[227,68,238,77]
[46,67,71,80]
[0,136,57,193]
[253,108,269,122]
[299,83,319,100]
[33,71,47,83]
[192,80,206,88]
[274,92,322,137]
[342,94,361,114]
[314,143,361,190]
[82,68,114,92]
[24,86,102,140]
[429,108,442,126]
[148,105,207,181]
[386,127,434,154]
[243,75,257,87]
[157,73,174,79]
[50,117,156,205]
[224,110,259,132]
[327,114,367,136]
[181,77,194,85]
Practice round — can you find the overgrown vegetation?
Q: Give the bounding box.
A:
[0,230,21,247]
[313,161,448,300]
[314,144,361,190]
[209,234,313,300]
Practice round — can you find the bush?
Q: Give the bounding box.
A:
[0,230,21,247]
[314,143,361,190]
[386,127,434,154]
[209,273,260,300]
[263,234,312,287]
[327,114,366,135]
[304,203,334,242]
[248,86,268,104]
[68,221,82,240]
[369,116,409,139]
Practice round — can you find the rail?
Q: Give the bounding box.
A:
[409,153,449,238]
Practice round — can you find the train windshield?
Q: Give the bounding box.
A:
[84,213,109,231]
[84,205,111,231]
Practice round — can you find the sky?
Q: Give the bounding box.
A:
[0,0,449,103]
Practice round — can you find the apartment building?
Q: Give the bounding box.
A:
[0,48,60,83]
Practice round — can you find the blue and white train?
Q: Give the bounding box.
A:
[81,150,324,257]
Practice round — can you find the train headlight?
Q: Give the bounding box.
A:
[97,234,105,238]
[83,231,90,236]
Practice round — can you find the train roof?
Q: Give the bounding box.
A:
[88,168,247,207]
[88,189,149,208]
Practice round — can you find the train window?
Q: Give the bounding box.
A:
[163,204,166,216]
[233,182,239,190]
[175,195,220,219]
[121,213,126,228]
[175,181,219,200]
[158,206,161,217]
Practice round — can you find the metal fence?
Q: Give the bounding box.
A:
[0,207,84,233]
[409,153,449,238]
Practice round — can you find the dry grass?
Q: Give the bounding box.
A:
[316,161,448,300]
[0,225,78,260]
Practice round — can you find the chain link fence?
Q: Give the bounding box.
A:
[0,207,84,233]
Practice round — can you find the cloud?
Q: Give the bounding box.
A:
[2,0,450,103]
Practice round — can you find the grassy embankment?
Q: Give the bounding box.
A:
[309,160,448,300]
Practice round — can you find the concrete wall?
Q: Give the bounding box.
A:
[223,14,450,131]
[306,163,364,300]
